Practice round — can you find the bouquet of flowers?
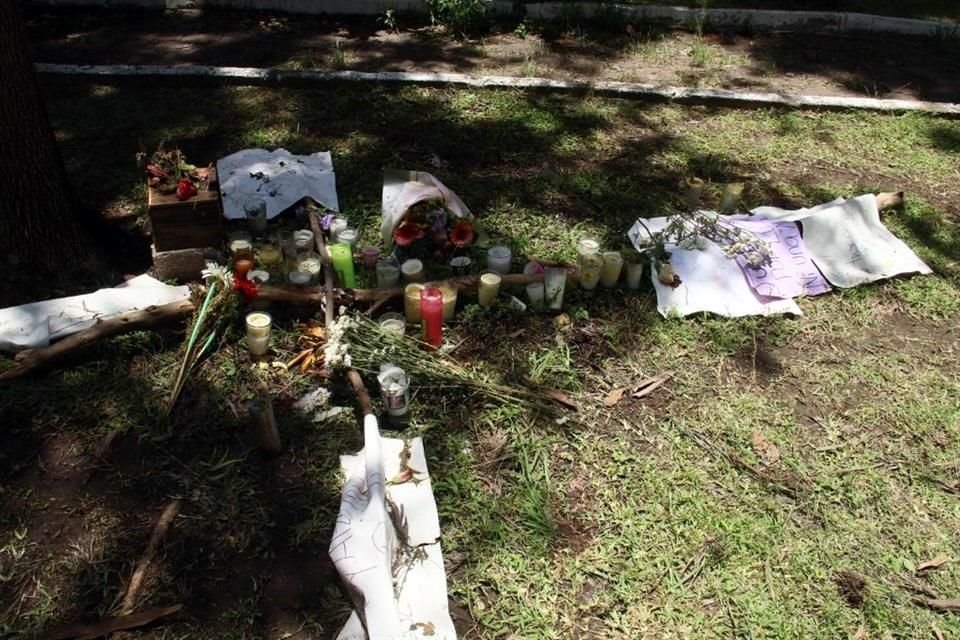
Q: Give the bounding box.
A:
[392,201,476,262]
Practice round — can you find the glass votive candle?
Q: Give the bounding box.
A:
[579,254,603,290]
[360,246,380,268]
[544,267,567,310]
[229,238,253,260]
[278,230,297,266]
[420,286,444,349]
[404,283,425,323]
[245,311,272,356]
[293,229,315,252]
[683,177,705,210]
[625,261,645,289]
[577,237,600,268]
[329,243,356,288]
[329,216,348,242]
[477,272,501,307]
[401,259,425,283]
[378,312,407,335]
[376,258,401,288]
[486,245,512,274]
[337,228,358,247]
[600,251,624,288]
[244,197,268,234]
[248,270,270,310]
[296,251,323,284]
[439,284,458,321]
[526,282,545,309]
[449,256,472,275]
[233,257,255,280]
[258,243,282,268]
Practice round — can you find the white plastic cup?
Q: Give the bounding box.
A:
[526,282,545,309]
[544,268,567,310]
[625,262,644,289]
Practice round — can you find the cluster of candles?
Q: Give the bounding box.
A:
[576,237,645,291]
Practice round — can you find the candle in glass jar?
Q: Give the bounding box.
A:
[234,257,255,280]
[245,312,272,356]
[376,259,401,288]
[420,287,443,349]
[600,251,624,288]
[439,284,458,321]
[229,239,253,260]
[293,229,315,252]
[401,259,425,283]
[378,312,406,335]
[579,254,603,290]
[449,256,471,275]
[404,284,425,323]
[258,243,282,268]
[625,261,644,289]
[683,177,705,210]
[577,237,600,267]
[544,267,567,310]
[248,270,271,310]
[329,243,356,288]
[337,228,358,247]
[526,282,545,309]
[486,245,512,274]
[296,252,323,284]
[360,246,380,269]
[477,272,501,307]
[329,216,348,242]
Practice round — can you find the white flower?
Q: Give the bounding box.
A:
[323,315,356,369]
[201,262,234,288]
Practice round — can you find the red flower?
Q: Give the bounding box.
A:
[393,220,425,247]
[176,178,198,201]
[233,275,259,302]
[450,221,474,248]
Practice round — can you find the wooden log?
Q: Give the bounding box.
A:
[307,207,336,328]
[0,299,195,382]
[346,369,374,417]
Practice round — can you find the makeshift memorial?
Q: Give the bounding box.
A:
[544,268,567,310]
[420,287,444,349]
[477,272,501,307]
[330,243,357,288]
[486,245,512,274]
[600,251,624,288]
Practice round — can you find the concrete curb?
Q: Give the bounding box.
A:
[30,1,960,38]
[36,63,960,116]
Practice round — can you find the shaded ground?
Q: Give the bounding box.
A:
[25,7,960,103]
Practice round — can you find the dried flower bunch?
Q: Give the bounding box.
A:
[143,145,211,201]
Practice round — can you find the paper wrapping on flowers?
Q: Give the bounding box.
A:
[330,414,456,640]
[0,275,189,353]
[217,148,339,220]
[381,169,476,248]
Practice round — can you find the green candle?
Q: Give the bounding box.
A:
[330,243,356,288]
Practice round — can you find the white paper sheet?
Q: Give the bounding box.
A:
[628,216,802,318]
[0,275,189,353]
[217,148,339,220]
[748,194,931,287]
[330,415,456,640]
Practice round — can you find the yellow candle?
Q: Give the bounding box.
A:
[477,272,501,307]
[404,284,425,323]
[440,284,458,321]
[259,243,282,267]
[600,251,624,288]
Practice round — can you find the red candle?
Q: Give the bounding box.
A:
[234,258,254,280]
[419,286,443,349]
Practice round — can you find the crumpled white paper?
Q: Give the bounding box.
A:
[217,148,339,220]
[747,194,931,287]
[330,414,456,640]
[0,275,189,353]
[381,169,473,248]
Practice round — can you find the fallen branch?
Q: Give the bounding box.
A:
[43,604,183,640]
[912,597,960,613]
[346,369,374,417]
[118,500,182,615]
[0,299,195,382]
[308,208,336,329]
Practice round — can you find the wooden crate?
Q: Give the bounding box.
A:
[147,172,223,252]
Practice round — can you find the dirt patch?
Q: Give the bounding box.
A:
[834,569,868,608]
[25,7,960,104]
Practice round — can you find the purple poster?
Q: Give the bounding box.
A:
[731,219,831,299]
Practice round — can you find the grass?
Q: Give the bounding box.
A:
[1,78,959,638]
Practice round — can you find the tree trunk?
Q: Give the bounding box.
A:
[0,1,85,270]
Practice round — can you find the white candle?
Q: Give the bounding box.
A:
[526,282,545,308]
[486,246,512,274]
[579,254,603,290]
[544,268,566,310]
[477,272,501,307]
[376,259,401,288]
[576,237,599,269]
[337,228,358,247]
[600,251,624,288]
[625,262,645,289]
[378,312,406,335]
[401,259,425,283]
[440,285,458,321]
[404,284,425,323]
[293,229,315,252]
[297,252,323,283]
[329,216,348,242]
[245,312,272,356]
